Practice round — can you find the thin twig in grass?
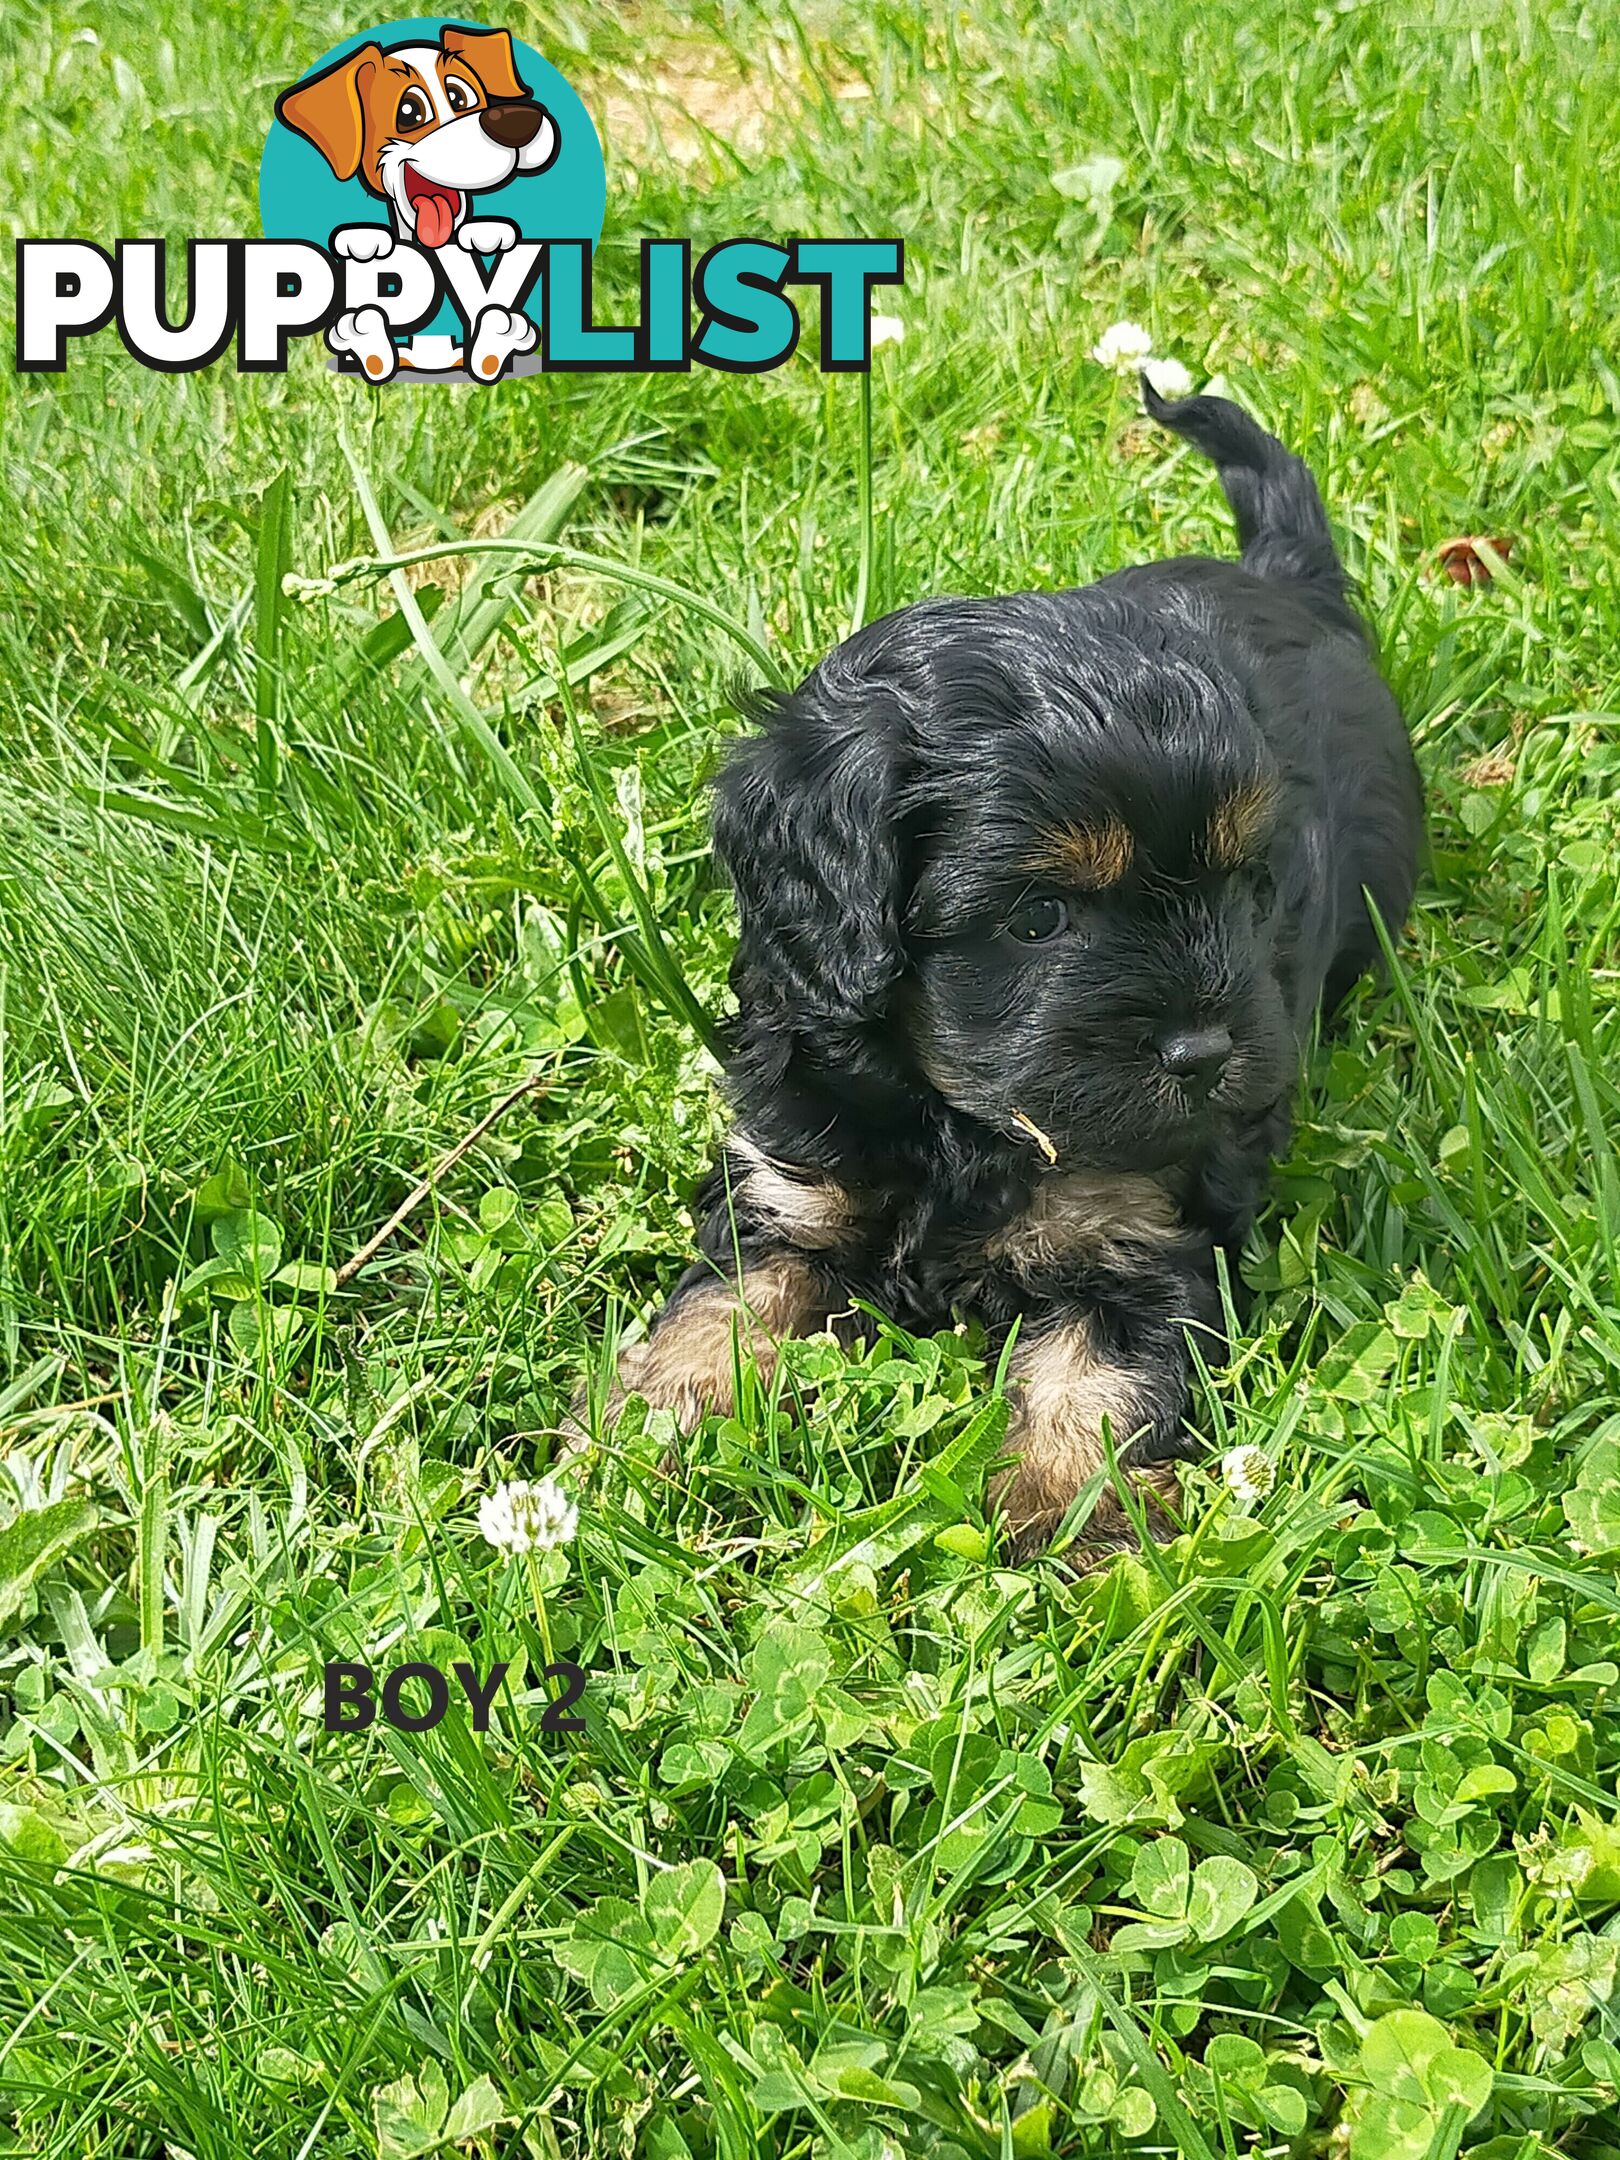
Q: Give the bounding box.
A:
[1009,1107,1060,1163]
[1,1390,124,1425]
[334,1073,551,1288]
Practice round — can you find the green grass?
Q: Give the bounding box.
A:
[5,0,1620,2152]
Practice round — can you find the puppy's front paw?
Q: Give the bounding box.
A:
[569,1256,839,1455]
[328,306,397,381]
[468,305,537,381]
[990,1452,1180,1565]
[458,219,520,255]
[989,1317,1183,1563]
[588,1335,726,1441]
[332,224,394,263]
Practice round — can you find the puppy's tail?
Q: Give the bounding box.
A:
[1141,376,1353,611]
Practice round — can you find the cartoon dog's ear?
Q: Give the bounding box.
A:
[713,671,912,1060]
[440,25,529,102]
[275,44,382,181]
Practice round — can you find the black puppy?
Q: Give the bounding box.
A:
[595,383,1423,1553]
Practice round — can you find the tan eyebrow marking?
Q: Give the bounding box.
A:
[1207,780,1279,870]
[1025,820,1135,890]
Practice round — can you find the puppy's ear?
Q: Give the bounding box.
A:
[275,46,381,182]
[440,25,530,101]
[714,681,909,1043]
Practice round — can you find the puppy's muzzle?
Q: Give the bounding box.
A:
[1155,1023,1233,1097]
[481,100,546,149]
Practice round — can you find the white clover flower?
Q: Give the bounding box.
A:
[1221,1446,1276,1511]
[870,313,905,349]
[1091,319,1154,370]
[1142,355,1194,398]
[478,1476,578,1554]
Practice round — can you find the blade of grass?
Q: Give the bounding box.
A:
[1046,1918,1221,2160]
[325,535,786,687]
[335,424,543,816]
[438,460,591,674]
[252,469,291,809]
[557,753,725,1061]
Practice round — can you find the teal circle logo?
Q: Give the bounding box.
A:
[259,17,605,380]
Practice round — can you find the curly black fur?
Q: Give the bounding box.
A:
[605,382,1423,1550]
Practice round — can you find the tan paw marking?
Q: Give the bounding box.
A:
[990,1318,1175,1559]
[587,1254,837,1434]
[984,1170,1182,1276]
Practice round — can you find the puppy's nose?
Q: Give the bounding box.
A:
[1156,1024,1233,1093]
[481,100,545,148]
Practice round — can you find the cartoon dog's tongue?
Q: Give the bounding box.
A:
[404,168,461,250]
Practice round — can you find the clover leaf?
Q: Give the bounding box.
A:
[1348,2011,1492,2159]
[1115,1837,1259,1953]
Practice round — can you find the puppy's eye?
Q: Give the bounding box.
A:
[1006,896,1069,944]
[396,89,431,129]
[445,78,476,112]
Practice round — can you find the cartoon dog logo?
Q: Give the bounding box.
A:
[275,24,558,381]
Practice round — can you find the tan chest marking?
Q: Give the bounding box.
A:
[984,1170,1183,1276]
[730,1134,857,1252]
